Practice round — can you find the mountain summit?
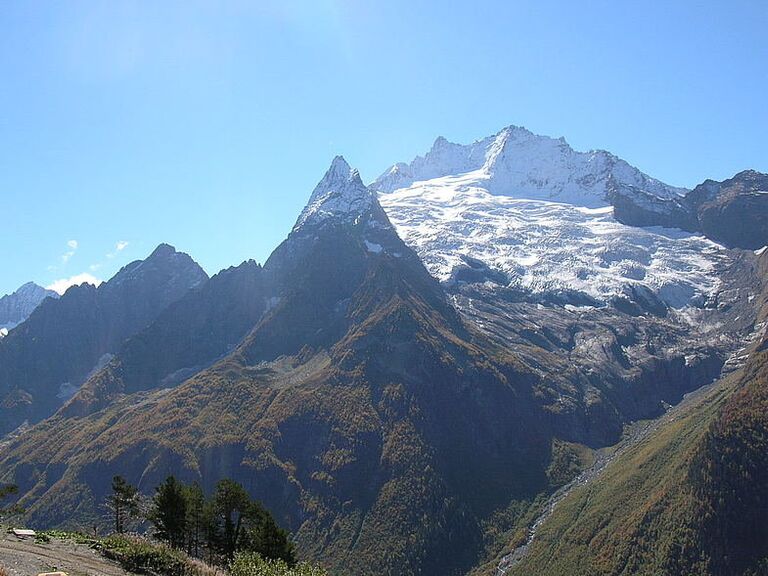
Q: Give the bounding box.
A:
[293,155,378,230]
[374,125,685,207]
[0,281,58,331]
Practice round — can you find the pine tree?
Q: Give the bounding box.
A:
[240,500,295,565]
[107,475,139,534]
[150,475,187,548]
[212,478,251,559]
[183,482,205,557]
[208,479,296,565]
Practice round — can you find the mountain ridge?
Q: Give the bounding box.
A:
[0,244,208,434]
[373,125,686,207]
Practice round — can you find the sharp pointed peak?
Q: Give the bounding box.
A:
[293,156,381,231]
[329,154,351,172]
[148,243,177,258]
[311,155,364,193]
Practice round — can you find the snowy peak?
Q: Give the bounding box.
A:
[0,281,58,331]
[373,125,686,208]
[374,132,494,193]
[293,155,378,230]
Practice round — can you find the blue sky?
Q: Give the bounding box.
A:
[1,0,766,296]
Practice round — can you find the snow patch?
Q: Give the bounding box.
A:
[265,296,281,312]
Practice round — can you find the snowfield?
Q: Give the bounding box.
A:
[378,168,728,309]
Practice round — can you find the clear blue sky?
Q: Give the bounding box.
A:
[1,0,766,296]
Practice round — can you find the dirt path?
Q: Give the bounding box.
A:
[0,533,134,576]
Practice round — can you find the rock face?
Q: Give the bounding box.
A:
[608,182,698,231]
[64,258,272,417]
[690,170,768,249]
[613,169,768,250]
[0,244,207,433]
[0,282,58,331]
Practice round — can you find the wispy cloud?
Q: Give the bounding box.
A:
[46,272,102,295]
[106,240,129,259]
[61,239,79,263]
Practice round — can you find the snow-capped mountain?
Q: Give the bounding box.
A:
[374,125,687,207]
[374,126,728,309]
[0,281,58,332]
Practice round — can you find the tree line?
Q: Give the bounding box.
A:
[107,475,295,568]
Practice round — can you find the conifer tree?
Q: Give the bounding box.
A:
[183,482,206,557]
[107,475,139,534]
[150,475,187,548]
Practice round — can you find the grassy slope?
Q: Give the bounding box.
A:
[501,379,726,576]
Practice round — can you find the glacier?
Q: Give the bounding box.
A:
[374,126,729,309]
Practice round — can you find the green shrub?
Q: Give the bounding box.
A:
[101,534,187,574]
[230,552,329,576]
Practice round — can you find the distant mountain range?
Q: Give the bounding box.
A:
[0,126,766,576]
[0,244,207,433]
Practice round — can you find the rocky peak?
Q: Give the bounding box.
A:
[688,169,768,249]
[0,281,58,330]
[293,156,378,230]
[105,244,207,291]
[148,242,178,259]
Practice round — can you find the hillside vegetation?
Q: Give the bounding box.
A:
[498,345,768,576]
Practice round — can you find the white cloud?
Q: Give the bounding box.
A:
[107,240,129,259]
[46,273,102,295]
[61,239,79,263]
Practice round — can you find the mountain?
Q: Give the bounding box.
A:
[0,158,552,575]
[0,282,58,331]
[0,244,207,434]
[375,127,760,445]
[64,258,272,416]
[612,169,768,250]
[374,126,721,310]
[0,148,764,576]
[491,248,768,576]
